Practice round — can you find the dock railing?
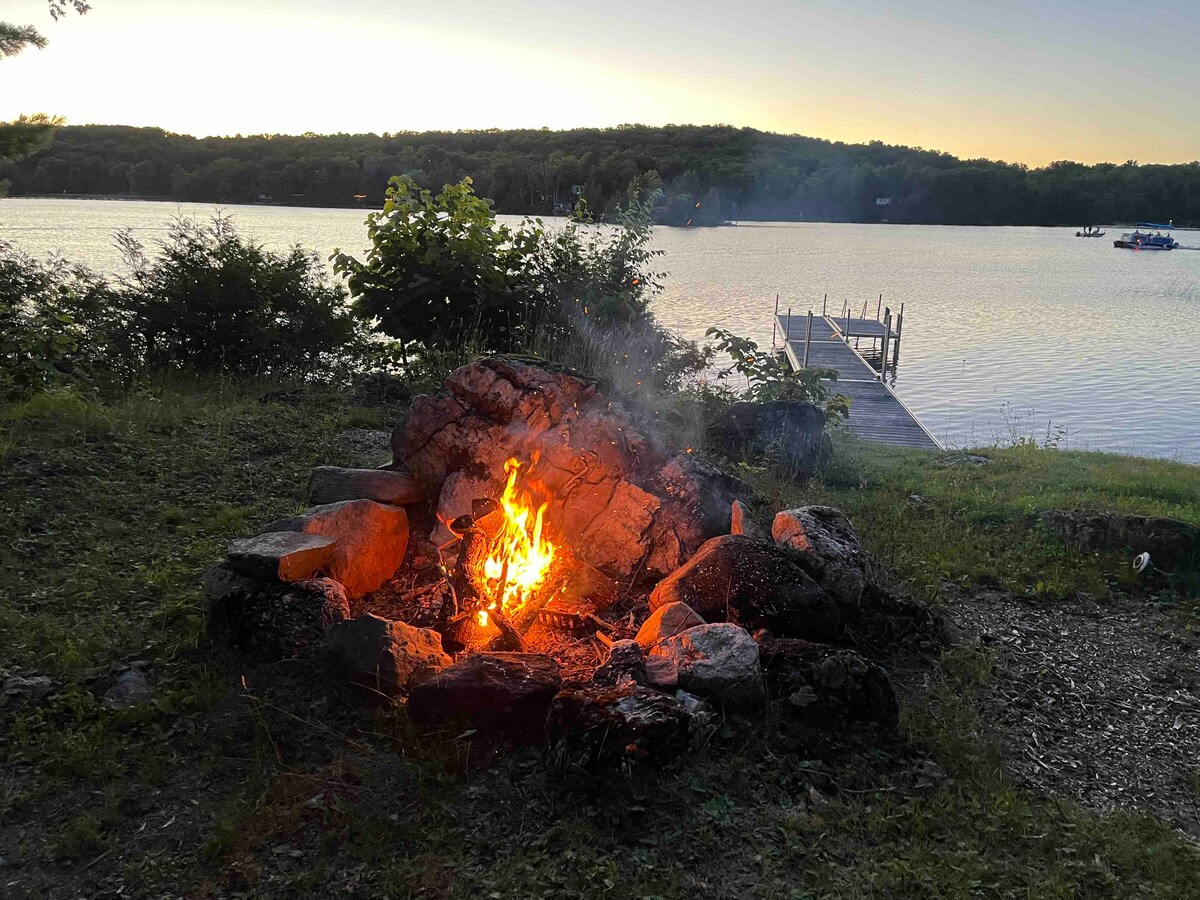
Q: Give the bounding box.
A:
[773,293,940,450]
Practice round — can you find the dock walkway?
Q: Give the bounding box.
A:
[775,310,941,450]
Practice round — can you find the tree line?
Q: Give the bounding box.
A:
[3,123,1198,226]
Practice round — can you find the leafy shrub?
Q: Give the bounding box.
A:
[0,239,117,396]
[706,326,849,422]
[333,176,542,356]
[532,192,664,328]
[335,176,709,391]
[524,197,710,393]
[117,215,365,378]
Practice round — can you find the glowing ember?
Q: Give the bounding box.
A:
[478,456,557,619]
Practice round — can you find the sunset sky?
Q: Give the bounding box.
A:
[3,0,1198,167]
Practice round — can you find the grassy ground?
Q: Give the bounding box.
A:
[750,434,1200,609]
[3,381,1200,898]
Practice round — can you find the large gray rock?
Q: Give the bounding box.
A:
[635,601,706,650]
[103,668,154,711]
[1,675,55,709]
[325,613,451,698]
[712,400,828,475]
[209,577,350,660]
[1040,510,1200,570]
[649,623,765,708]
[309,466,424,507]
[226,531,336,582]
[407,652,562,740]
[547,682,692,764]
[773,506,868,611]
[267,500,409,598]
[650,534,842,639]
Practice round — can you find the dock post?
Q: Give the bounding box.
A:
[822,293,827,316]
[786,306,792,344]
[876,293,882,320]
[893,302,904,366]
[772,294,779,348]
[845,308,851,342]
[880,308,891,381]
[803,311,813,368]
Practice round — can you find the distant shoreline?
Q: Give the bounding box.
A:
[6,197,1190,231]
[7,124,1195,228]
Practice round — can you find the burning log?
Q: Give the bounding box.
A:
[438,461,570,653]
[483,608,526,652]
[537,609,616,636]
[448,513,488,608]
[440,504,546,653]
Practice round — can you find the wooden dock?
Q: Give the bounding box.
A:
[775,304,941,451]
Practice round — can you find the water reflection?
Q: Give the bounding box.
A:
[3,200,1198,462]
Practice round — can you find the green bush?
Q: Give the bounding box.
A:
[531,192,664,328]
[335,176,708,390]
[118,215,366,378]
[706,326,849,422]
[0,239,118,397]
[333,176,542,356]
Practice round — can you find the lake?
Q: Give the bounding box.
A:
[4,197,1199,463]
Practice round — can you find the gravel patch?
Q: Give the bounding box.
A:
[946,589,1200,834]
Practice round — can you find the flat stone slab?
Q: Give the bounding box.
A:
[309,466,425,506]
[226,531,337,582]
[267,500,409,599]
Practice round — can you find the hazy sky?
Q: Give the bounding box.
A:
[3,0,1198,166]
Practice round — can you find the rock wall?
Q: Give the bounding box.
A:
[395,356,751,580]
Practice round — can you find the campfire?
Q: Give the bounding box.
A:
[478,456,557,623]
[439,455,575,652]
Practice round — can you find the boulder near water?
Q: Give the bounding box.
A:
[711,400,828,475]
[1040,510,1199,570]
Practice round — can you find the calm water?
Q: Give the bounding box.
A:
[4,198,1200,462]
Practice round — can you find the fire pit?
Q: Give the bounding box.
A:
[205,356,935,763]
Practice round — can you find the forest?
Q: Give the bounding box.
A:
[2,123,1199,226]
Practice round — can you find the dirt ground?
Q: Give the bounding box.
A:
[945,587,1200,835]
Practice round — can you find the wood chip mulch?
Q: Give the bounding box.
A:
[945,588,1200,835]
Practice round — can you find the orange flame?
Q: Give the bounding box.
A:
[479,457,556,618]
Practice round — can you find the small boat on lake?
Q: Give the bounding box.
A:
[1113,228,1178,250]
[1076,225,1105,237]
